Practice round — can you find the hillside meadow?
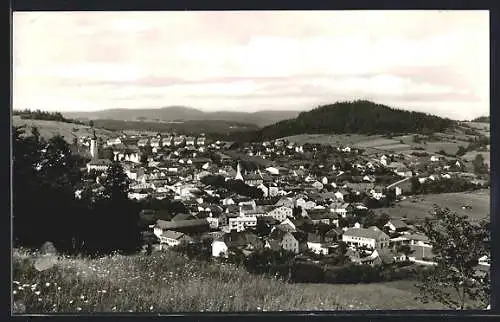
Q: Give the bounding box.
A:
[374,190,490,223]
[12,116,116,144]
[12,248,445,313]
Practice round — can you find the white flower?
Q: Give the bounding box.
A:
[13,290,17,295]
[102,290,107,294]
[69,300,74,304]
[35,291,41,296]
[45,282,51,287]
[150,306,154,310]
[57,287,61,291]
[80,295,85,299]
[77,307,82,311]
[118,289,122,292]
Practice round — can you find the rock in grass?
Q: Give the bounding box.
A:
[40,241,57,256]
[34,242,58,271]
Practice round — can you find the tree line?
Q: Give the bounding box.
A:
[13,126,142,255]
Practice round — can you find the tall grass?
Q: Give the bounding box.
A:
[13,248,351,313]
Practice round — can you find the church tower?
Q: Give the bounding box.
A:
[90,129,98,159]
[235,161,244,181]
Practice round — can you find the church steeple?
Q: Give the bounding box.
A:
[90,128,98,159]
[235,161,244,181]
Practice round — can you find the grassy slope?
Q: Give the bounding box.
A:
[12,249,444,313]
[12,116,116,144]
[283,123,487,156]
[374,190,490,223]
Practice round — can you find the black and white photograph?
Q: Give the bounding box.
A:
[12,10,491,313]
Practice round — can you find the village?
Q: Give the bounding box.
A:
[75,129,491,273]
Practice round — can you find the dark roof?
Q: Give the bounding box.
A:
[171,213,196,221]
[226,204,239,213]
[307,209,331,220]
[307,233,322,243]
[223,231,262,249]
[88,159,112,165]
[156,219,209,230]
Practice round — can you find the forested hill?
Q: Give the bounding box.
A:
[472,116,490,123]
[226,100,457,142]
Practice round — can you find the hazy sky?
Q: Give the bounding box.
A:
[13,11,489,120]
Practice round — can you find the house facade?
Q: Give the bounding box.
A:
[267,206,293,222]
[342,226,390,249]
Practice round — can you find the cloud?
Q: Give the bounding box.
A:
[12,11,489,120]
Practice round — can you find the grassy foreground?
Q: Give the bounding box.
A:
[12,248,443,313]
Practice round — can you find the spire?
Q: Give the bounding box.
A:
[92,128,97,140]
[235,161,244,181]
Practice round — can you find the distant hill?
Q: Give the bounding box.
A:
[64,106,300,128]
[225,100,458,142]
[92,119,259,135]
[471,116,490,123]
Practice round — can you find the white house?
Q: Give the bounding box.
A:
[312,181,324,190]
[228,215,257,232]
[342,226,390,249]
[430,155,441,162]
[267,206,293,222]
[154,230,193,248]
[307,241,329,255]
[212,240,229,258]
[87,159,112,173]
[106,137,122,146]
[333,191,345,202]
[185,137,196,146]
[137,138,149,147]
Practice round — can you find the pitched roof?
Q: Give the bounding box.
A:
[88,159,112,165]
[171,212,196,222]
[156,219,209,230]
[162,230,186,240]
[387,219,408,229]
[344,226,389,240]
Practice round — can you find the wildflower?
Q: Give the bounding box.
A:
[77,307,82,311]
[17,286,23,291]
[69,300,74,304]
[57,287,61,291]
[13,290,17,295]
[45,282,51,287]
[35,291,41,296]
[13,281,20,285]
[84,300,88,304]
[118,289,122,292]
[102,290,107,294]
[112,306,117,311]
[150,305,154,310]
[80,295,85,299]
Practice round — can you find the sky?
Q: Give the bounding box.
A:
[13,11,489,120]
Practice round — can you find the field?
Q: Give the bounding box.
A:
[374,190,490,223]
[465,122,490,137]
[12,116,116,144]
[12,249,445,313]
[283,133,470,156]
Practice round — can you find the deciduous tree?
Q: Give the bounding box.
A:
[415,206,490,309]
